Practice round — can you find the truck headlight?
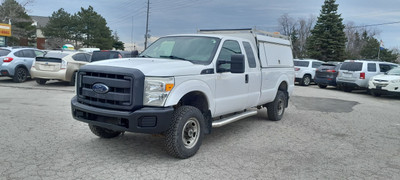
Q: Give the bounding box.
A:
[144,77,174,106]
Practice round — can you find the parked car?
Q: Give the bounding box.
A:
[368,67,400,96]
[71,28,294,158]
[294,59,324,86]
[314,62,342,88]
[336,60,398,92]
[0,47,44,82]
[30,51,91,85]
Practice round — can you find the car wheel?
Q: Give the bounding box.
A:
[89,124,123,138]
[165,106,205,159]
[300,75,311,86]
[36,79,47,85]
[13,67,28,83]
[318,84,327,88]
[267,90,287,121]
[371,91,381,97]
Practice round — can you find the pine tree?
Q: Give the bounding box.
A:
[306,0,346,61]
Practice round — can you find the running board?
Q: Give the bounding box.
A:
[212,110,258,128]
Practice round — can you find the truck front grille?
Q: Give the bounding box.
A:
[76,66,144,111]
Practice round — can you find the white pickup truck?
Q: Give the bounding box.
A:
[71,28,294,158]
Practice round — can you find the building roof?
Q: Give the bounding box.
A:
[30,16,50,28]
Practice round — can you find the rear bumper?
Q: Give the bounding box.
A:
[0,70,10,76]
[30,68,68,81]
[71,96,174,134]
[314,77,337,86]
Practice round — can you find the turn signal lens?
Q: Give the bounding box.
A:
[3,57,13,62]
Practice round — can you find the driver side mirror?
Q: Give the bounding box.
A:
[230,54,245,73]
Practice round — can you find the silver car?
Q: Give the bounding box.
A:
[0,47,44,82]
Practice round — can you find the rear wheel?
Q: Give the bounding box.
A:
[318,84,327,88]
[89,124,123,138]
[165,106,205,159]
[13,67,28,83]
[343,86,352,92]
[267,90,287,121]
[300,75,311,86]
[36,79,47,85]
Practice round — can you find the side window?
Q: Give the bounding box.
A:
[243,42,256,68]
[379,64,392,73]
[72,53,88,62]
[367,63,376,72]
[217,40,242,72]
[85,54,92,61]
[14,50,24,57]
[23,50,36,58]
[312,62,322,68]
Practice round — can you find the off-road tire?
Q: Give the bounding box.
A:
[165,106,205,159]
[300,75,311,86]
[36,79,47,85]
[89,124,122,138]
[267,90,287,121]
[318,84,327,88]
[13,67,28,83]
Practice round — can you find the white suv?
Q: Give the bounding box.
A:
[294,59,323,86]
[336,60,398,92]
[368,67,400,96]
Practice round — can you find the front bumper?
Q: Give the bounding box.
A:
[368,81,400,96]
[71,96,174,134]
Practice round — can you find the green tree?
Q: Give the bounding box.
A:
[42,8,78,48]
[112,31,125,50]
[306,0,346,61]
[360,37,398,62]
[0,0,35,46]
[76,6,113,49]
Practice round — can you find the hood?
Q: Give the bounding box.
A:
[372,74,400,81]
[86,58,210,76]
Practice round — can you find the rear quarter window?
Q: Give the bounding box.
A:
[367,63,376,72]
[340,62,362,71]
[0,49,11,56]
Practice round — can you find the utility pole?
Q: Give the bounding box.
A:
[144,0,150,49]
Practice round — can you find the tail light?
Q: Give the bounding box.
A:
[3,57,13,62]
[327,70,336,73]
[360,72,365,79]
[294,67,300,71]
[61,60,68,69]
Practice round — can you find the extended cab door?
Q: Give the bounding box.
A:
[214,40,248,116]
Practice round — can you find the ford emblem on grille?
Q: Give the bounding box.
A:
[92,83,109,94]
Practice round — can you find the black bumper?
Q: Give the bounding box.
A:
[71,96,174,134]
[369,88,400,96]
[0,70,10,76]
[336,82,363,89]
[314,77,337,86]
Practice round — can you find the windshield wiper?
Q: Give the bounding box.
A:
[138,54,153,58]
[160,55,187,60]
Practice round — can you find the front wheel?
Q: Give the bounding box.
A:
[89,124,123,138]
[165,106,205,159]
[267,90,287,121]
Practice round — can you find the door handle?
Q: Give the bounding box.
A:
[245,74,249,83]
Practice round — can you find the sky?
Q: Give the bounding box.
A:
[25,0,400,51]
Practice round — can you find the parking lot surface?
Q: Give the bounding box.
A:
[1,77,399,179]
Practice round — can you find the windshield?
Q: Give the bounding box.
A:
[294,61,309,67]
[140,36,221,64]
[91,51,122,62]
[387,67,400,75]
[340,62,362,71]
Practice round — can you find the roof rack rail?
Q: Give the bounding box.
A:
[198,28,290,40]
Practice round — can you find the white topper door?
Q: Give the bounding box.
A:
[214,40,248,116]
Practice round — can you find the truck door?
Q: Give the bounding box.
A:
[242,41,261,108]
[214,40,248,116]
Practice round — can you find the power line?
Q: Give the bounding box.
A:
[349,21,400,28]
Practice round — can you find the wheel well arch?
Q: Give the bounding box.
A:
[14,64,30,76]
[278,81,288,92]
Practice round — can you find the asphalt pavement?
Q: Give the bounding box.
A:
[0,77,399,179]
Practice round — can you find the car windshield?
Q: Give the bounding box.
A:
[294,61,309,67]
[91,51,122,62]
[140,36,221,64]
[387,67,400,75]
[0,49,11,56]
[340,62,362,71]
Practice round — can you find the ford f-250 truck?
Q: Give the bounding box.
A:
[71,28,294,158]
